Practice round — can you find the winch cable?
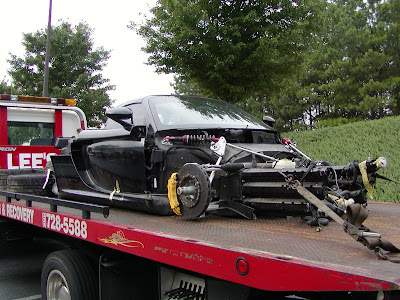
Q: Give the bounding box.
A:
[282,174,400,263]
[224,142,278,162]
[163,135,279,162]
[375,173,400,185]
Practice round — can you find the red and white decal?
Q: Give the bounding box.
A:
[0,146,59,169]
[42,212,88,239]
[1,202,35,224]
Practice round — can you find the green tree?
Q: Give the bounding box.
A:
[8,21,114,127]
[0,78,11,94]
[171,75,209,97]
[294,0,400,129]
[133,0,323,103]
[268,77,308,131]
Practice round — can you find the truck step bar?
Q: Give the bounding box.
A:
[0,190,109,219]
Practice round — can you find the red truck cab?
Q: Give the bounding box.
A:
[0,94,86,170]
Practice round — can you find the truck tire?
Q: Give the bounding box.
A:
[41,249,98,300]
[7,173,48,196]
[0,169,44,191]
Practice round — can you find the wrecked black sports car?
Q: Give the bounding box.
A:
[51,95,386,221]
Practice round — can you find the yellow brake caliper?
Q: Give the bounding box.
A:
[167,173,182,216]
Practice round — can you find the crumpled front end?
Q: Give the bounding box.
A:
[165,134,387,220]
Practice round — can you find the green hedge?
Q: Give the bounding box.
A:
[284,116,400,203]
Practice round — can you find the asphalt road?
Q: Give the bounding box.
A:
[0,237,65,300]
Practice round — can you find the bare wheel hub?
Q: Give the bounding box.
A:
[178,175,201,208]
[177,163,211,218]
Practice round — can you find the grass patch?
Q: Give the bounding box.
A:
[284,116,400,202]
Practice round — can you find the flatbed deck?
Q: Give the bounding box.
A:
[1,193,400,292]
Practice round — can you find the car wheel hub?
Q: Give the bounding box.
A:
[177,163,211,218]
[178,175,201,208]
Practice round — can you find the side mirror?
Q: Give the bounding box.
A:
[54,136,73,149]
[106,107,133,130]
[262,116,275,127]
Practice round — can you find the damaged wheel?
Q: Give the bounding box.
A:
[177,163,211,219]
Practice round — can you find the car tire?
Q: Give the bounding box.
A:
[0,169,44,191]
[7,173,48,196]
[41,249,98,300]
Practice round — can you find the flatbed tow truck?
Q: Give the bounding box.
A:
[0,95,399,299]
[1,192,400,299]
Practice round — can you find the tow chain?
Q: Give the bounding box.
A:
[282,173,400,263]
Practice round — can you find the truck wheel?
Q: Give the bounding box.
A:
[7,173,48,196]
[41,249,98,300]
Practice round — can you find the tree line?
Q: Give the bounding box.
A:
[135,0,400,131]
[2,1,399,131]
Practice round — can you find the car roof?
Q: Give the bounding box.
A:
[116,95,275,132]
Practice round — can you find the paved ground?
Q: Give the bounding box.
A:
[0,236,65,300]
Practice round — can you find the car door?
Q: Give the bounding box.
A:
[71,103,147,194]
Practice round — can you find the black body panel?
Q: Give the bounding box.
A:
[51,154,171,215]
[85,140,146,193]
[51,95,378,219]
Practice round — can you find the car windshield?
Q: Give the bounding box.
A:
[148,96,267,129]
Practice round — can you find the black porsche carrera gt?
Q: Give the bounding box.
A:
[51,95,385,220]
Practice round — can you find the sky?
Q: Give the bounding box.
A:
[0,0,175,106]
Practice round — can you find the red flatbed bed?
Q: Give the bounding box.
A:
[1,194,399,293]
